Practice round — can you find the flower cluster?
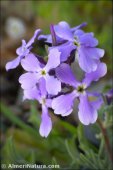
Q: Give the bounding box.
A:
[6,21,107,137]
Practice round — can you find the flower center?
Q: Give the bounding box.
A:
[41,70,46,76]
[42,98,46,105]
[74,36,79,46]
[77,84,86,94]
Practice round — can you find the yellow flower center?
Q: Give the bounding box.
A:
[41,70,46,75]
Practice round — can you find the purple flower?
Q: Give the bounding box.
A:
[52,63,107,125]
[38,21,87,44]
[55,27,104,72]
[19,49,61,95]
[6,29,41,71]
[23,78,52,137]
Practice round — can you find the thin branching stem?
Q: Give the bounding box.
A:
[97,118,113,163]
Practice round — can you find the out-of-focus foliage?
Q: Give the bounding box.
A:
[1,100,113,169]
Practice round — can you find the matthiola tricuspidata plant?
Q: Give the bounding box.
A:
[6,21,107,137]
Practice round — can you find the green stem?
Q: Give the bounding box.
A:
[97,118,113,162]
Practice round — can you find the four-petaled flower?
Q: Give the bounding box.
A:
[19,49,61,95]
[52,63,107,125]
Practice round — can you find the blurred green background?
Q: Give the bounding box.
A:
[1,0,113,170]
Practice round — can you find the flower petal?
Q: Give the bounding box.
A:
[52,91,76,116]
[83,62,107,87]
[73,29,85,37]
[78,95,98,125]
[77,46,99,73]
[21,53,41,71]
[71,22,87,32]
[49,42,76,62]
[5,56,21,71]
[19,72,38,89]
[26,29,42,48]
[45,49,61,71]
[56,63,78,87]
[45,75,61,95]
[39,105,52,137]
[57,21,70,29]
[23,86,40,101]
[79,33,98,47]
[38,78,47,97]
[54,23,73,41]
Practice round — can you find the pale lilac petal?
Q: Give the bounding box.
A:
[79,33,98,47]
[71,22,87,32]
[26,29,42,48]
[39,105,52,137]
[16,40,30,56]
[58,21,70,29]
[16,46,23,55]
[77,46,99,73]
[81,47,104,59]
[56,63,78,87]
[23,86,40,101]
[19,73,38,89]
[16,40,26,55]
[78,95,98,125]
[6,56,21,71]
[38,34,49,40]
[52,91,76,116]
[44,49,61,71]
[74,29,85,37]
[55,24,73,41]
[83,62,107,87]
[45,75,61,95]
[46,99,52,108]
[38,78,47,97]
[49,42,76,62]
[21,53,41,71]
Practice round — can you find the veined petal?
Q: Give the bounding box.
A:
[21,53,41,72]
[79,33,98,47]
[6,56,21,71]
[54,24,74,41]
[38,78,47,97]
[78,95,98,125]
[19,72,38,89]
[83,62,107,87]
[56,63,78,87]
[77,46,99,73]
[45,75,61,95]
[23,86,40,101]
[52,91,76,116]
[44,49,61,71]
[39,105,52,137]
